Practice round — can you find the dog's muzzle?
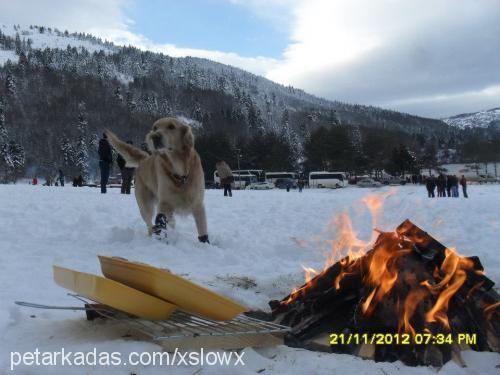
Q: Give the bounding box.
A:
[152,134,164,149]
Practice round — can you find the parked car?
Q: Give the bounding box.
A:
[274,178,297,189]
[357,178,383,188]
[382,177,406,185]
[246,181,275,190]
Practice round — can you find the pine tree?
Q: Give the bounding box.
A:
[0,99,25,182]
[126,91,136,111]
[5,73,16,95]
[0,98,7,144]
[3,141,25,180]
[75,102,89,178]
[60,137,75,169]
[114,86,123,102]
[247,103,259,132]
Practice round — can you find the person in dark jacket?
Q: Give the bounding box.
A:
[426,175,436,198]
[215,160,233,197]
[73,175,84,187]
[297,177,305,192]
[436,174,446,197]
[451,174,459,197]
[58,169,64,187]
[460,175,468,198]
[446,175,452,197]
[117,140,135,194]
[98,133,113,194]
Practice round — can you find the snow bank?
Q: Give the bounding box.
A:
[0,184,498,373]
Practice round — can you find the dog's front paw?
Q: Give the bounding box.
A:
[198,235,210,244]
[152,213,168,241]
[153,214,167,233]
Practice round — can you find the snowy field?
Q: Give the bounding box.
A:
[0,183,499,374]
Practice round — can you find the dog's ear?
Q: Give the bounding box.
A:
[182,126,194,152]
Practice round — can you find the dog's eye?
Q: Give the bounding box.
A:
[153,126,158,131]
[168,124,175,130]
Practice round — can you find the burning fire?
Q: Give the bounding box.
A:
[287,190,494,337]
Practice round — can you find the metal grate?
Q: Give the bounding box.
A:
[16,294,290,342]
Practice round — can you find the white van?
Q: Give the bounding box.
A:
[309,171,347,188]
[265,172,297,184]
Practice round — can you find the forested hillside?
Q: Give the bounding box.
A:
[0,24,497,181]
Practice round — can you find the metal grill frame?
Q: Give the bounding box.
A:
[16,294,290,343]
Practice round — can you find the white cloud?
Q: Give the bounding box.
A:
[261,0,500,117]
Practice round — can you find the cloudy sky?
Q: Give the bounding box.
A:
[1,0,499,118]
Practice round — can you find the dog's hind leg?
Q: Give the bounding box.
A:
[192,203,209,243]
[135,183,155,236]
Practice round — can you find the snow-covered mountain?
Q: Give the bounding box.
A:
[0,22,447,134]
[0,23,116,55]
[442,108,500,129]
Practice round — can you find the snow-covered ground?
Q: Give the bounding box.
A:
[0,184,498,374]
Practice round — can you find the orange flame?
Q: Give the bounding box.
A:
[361,232,411,316]
[402,286,429,336]
[302,266,319,283]
[285,189,487,338]
[423,248,474,329]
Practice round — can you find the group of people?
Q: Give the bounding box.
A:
[31,169,66,187]
[425,174,468,198]
[98,132,135,194]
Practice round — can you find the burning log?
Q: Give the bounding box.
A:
[270,220,499,367]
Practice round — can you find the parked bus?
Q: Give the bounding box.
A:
[265,172,297,184]
[214,170,263,184]
[237,169,265,182]
[308,171,347,188]
[213,170,257,189]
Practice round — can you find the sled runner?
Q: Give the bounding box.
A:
[99,256,248,321]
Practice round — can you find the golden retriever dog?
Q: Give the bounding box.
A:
[106,118,209,243]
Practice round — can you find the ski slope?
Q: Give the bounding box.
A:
[0,184,498,374]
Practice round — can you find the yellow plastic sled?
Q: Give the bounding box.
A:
[98,256,248,321]
[53,265,177,320]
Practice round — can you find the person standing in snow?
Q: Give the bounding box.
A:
[446,174,453,198]
[116,140,135,194]
[298,177,305,192]
[216,160,233,197]
[451,175,459,197]
[436,174,446,197]
[426,175,436,198]
[58,169,64,187]
[98,132,113,194]
[460,175,468,198]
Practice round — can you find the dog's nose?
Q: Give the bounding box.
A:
[152,134,163,149]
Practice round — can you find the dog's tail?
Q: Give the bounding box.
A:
[105,130,148,167]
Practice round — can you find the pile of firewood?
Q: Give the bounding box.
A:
[270,220,499,367]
